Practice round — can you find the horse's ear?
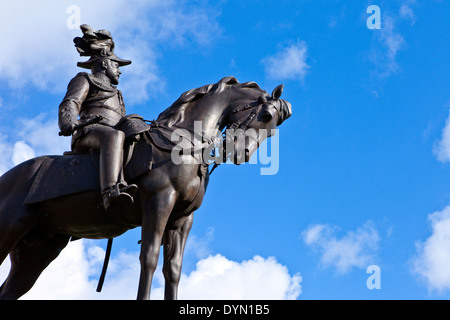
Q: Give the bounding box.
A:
[272,84,284,100]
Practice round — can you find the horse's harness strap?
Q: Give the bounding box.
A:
[148,101,266,172]
[229,103,262,131]
[148,121,216,157]
[227,104,262,147]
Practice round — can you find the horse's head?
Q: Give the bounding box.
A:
[155,76,292,165]
[225,84,292,164]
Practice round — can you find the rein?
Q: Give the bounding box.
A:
[144,101,265,175]
[148,120,220,154]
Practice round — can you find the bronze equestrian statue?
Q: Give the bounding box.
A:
[0,25,292,300]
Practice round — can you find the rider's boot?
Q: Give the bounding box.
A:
[102,181,138,211]
[100,131,138,211]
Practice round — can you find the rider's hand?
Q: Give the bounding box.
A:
[59,121,78,136]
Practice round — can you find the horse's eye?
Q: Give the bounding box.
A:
[261,110,273,122]
[258,95,268,104]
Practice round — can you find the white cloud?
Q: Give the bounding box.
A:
[0,240,141,300]
[302,221,380,274]
[0,1,221,102]
[184,227,215,261]
[0,2,78,90]
[262,40,310,82]
[0,113,70,175]
[412,205,450,293]
[175,255,301,300]
[11,141,35,166]
[433,110,450,163]
[0,134,16,174]
[0,238,301,300]
[14,113,70,156]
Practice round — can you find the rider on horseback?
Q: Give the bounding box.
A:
[58,25,138,211]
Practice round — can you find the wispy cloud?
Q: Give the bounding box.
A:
[366,0,420,83]
[302,221,380,274]
[399,0,417,25]
[412,205,450,294]
[399,4,416,25]
[262,40,310,83]
[369,14,406,79]
[0,0,221,103]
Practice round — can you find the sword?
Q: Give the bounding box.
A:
[58,115,104,136]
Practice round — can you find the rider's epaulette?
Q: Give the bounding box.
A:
[76,72,117,93]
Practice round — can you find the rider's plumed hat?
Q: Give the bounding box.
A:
[74,24,131,69]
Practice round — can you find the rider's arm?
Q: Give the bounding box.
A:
[58,74,90,136]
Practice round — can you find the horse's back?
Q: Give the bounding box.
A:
[0,157,48,194]
[22,153,100,205]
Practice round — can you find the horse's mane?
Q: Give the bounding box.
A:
[157,76,265,127]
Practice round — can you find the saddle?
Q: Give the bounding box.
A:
[23,115,152,205]
[23,116,210,205]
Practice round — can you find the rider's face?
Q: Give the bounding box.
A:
[104,60,121,85]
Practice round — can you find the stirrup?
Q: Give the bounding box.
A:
[102,183,136,211]
[117,181,138,198]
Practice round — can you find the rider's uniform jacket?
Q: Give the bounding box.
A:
[58,72,126,144]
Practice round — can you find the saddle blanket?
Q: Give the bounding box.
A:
[23,116,153,205]
[24,153,101,205]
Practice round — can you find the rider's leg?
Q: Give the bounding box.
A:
[73,126,137,209]
[98,128,125,190]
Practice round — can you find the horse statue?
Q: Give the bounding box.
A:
[0,76,292,300]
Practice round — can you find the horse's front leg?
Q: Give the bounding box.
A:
[163,213,194,300]
[137,191,176,300]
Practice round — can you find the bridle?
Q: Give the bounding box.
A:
[227,98,280,130]
[207,99,280,174]
[228,103,263,130]
[148,99,280,174]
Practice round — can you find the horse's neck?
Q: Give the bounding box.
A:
[177,95,231,140]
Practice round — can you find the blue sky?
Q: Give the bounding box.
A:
[0,0,450,300]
